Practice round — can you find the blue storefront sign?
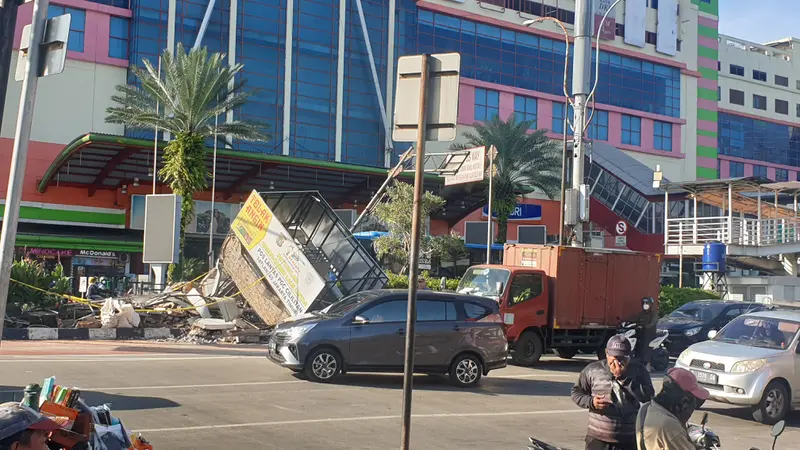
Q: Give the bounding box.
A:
[481,204,542,221]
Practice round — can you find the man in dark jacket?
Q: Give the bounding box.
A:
[571,335,655,450]
[630,297,659,372]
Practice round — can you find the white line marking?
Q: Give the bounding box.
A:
[134,409,584,433]
[0,356,261,363]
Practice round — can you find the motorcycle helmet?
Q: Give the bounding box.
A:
[642,297,654,311]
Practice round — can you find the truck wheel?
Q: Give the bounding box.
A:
[512,331,543,366]
[752,381,789,425]
[555,348,577,359]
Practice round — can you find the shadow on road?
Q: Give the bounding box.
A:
[0,386,180,411]
[304,373,574,396]
[703,406,800,429]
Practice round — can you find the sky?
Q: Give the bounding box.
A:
[717,0,798,44]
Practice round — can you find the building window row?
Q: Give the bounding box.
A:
[109,17,129,59]
[725,88,795,116]
[726,63,792,89]
[718,112,800,167]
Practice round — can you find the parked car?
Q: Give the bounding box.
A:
[658,300,767,355]
[266,289,508,387]
[675,309,800,424]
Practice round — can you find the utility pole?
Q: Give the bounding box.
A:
[0,0,21,133]
[569,0,593,247]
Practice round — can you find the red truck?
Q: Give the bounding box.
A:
[456,244,661,366]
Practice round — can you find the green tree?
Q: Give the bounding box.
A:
[452,115,561,243]
[106,44,270,254]
[8,259,71,314]
[372,182,466,274]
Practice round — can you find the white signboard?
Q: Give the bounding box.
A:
[231,191,326,315]
[593,0,616,41]
[616,221,628,236]
[615,236,627,247]
[656,0,678,56]
[624,0,647,47]
[444,147,486,186]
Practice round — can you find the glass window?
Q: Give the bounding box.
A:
[360,300,407,323]
[416,300,454,322]
[621,115,641,146]
[588,110,609,141]
[775,75,789,87]
[109,17,129,59]
[508,273,544,306]
[718,112,800,167]
[753,70,767,82]
[796,104,800,118]
[776,99,789,115]
[776,168,789,182]
[551,103,573,135]
[514,95,537,128]
[729,161,745,177]
[714,316,800,350]
[753,165,768,179]
[729,64,744,76]
[653,120,672,151]
[474,88,499,122]
[48,7,85,52]
[462,302,493,321]
[753,94,767,110]
[729,89,744,106]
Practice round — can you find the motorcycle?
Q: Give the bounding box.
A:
[526,413,786,450]
[618,321,670,371]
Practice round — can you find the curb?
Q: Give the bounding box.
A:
[2,328,184,340]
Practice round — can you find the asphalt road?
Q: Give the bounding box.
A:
[0,341,796,449]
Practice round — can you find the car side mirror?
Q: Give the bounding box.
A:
[352,315,369,325]
[771,420,785,438]
[707,330,718,339]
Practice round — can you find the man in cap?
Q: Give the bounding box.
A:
[0,402,62,450]
[636,368,709,450]
[571,335,655,450]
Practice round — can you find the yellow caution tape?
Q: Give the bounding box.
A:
[9,273,267,314]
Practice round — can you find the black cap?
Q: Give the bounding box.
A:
[606,335,632,357]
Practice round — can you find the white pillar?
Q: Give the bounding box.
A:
[165,0,177,142]
[384,0,397,168]
[334,0,346,162]
[227,0,238,135]
[282,0,295,156]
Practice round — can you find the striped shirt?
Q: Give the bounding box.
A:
[571,360,655,444]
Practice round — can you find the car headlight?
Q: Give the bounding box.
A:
[678,350,692,366]
[287,323,317,341]
[731,359,766,373]
[684,327,702,337]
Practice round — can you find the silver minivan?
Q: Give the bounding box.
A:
[266,289,508,387]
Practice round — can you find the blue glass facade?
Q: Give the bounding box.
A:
[49,6,85,52]
[718,112,800,167]
[120,1,681,167]
[514,95,537,128]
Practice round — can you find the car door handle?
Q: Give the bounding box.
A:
[396,328,405,336]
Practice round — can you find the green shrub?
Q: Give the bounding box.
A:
[384,271,461,291]
[659,286,720,317]
[7,259,71,314]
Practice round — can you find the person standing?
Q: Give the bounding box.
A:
[629,297,659,372]
[636,368,709,450]
[571,335,655,450]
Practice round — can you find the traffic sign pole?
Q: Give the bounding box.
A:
[0,0,21,134]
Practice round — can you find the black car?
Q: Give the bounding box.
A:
[657,300,767,356]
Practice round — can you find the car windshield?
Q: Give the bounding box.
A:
[668,302,727,322]
[456,267,510,298]
[321,291,382,316]
[714,316,800,350]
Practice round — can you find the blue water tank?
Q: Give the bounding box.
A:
[702,242,726,272]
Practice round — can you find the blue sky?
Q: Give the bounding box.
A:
[718,0,797,44]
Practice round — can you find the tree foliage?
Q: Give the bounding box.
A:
[7,259,71,314]
[659,286,721,318]
[452,115,561,243]
[372,182,466,274]
[106,44,270,255]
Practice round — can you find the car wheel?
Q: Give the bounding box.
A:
[512,331,543,366]
[305,348,342,383]
[555,348,577,359]
[752,381,790,425]
[449,353,483,388]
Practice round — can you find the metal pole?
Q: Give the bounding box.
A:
[152,57,161,194]
[0,0,49,343]
[354,0,392,152]
[0,0,20,134]
[569,0,592,247]
[350,147,413,233]
[400,53,428,450]
[485,145,494,264]
[558,107,568,245]
[193,0,216,49]
[728,182,733,244]
[208,112,218,268]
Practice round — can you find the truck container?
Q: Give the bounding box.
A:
[457,244,661,366]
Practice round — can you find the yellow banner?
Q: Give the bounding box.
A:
[231,191,272,251]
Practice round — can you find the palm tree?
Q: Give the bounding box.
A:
[452,115,561,243]
[106,44,270,253]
